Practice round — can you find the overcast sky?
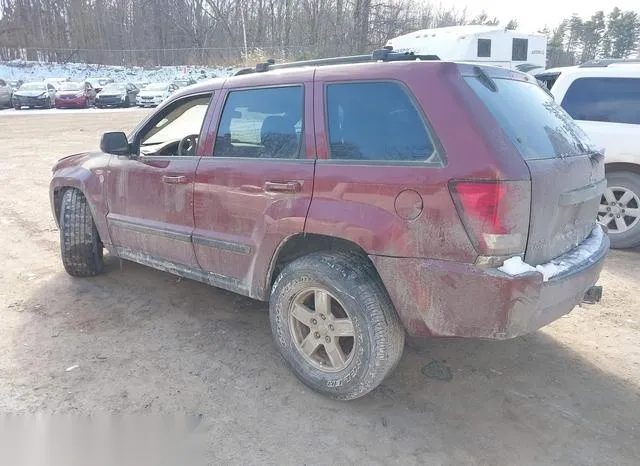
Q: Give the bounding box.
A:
[448,0,640,31]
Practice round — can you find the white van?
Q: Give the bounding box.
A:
[386,25,547,74]
[536,60,640,248]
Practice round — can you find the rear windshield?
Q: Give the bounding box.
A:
[465,76,596,160]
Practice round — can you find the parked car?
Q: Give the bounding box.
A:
[12,81,56,109]
[54,81,97,109]
[95,83,139,108]
[0,79,13,108]
[136,82,178,107]
[50,51,608,400]
[172,77,197,88]
[89,77,114,92]
[536,60,640,248]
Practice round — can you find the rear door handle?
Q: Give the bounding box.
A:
[263,181,302,193]
[162,175,188,184]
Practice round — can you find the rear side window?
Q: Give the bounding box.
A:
[325,82,441,163]
[215,86,303,159]
[465,75,597,160]
[561,77,640,125]
[512,38,528,61]
[477,39,491,58]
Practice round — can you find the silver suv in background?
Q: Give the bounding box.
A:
[537,60,640,248]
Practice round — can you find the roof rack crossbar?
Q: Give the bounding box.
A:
[237,48,439,75]
[579,58,640,68]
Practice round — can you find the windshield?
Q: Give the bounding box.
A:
[145,83,168,91]
[20,82,46,91]
[465,76,597,160]
[58,82,84,91]
[98,79,112,86]
[102,83,126,92]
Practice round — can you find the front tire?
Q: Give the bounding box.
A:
[59,189,104,277]
[599,170,640,249]
[269,251,405,400]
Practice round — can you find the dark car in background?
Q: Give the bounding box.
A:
[54,81,97,109]
[95,82,139,108]
[0,79,13,108]
[12,81,57,109]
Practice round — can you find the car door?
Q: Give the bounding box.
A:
[193,74,315,297]
[106,92,215,267]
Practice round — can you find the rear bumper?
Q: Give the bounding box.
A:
[371,226,609,339]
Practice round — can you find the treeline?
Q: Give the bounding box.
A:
[0,0,514,65]
[0,1,638,67]
[546,7,640,67]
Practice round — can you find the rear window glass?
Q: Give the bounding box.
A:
[326,82,441,163]
[465,76,597,160]
[561,77,640,125]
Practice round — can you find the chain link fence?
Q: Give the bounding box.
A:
[0,46,318,67]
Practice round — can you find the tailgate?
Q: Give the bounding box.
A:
[525,154,605,265]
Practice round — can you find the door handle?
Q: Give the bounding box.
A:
[263,181,302,193]
[162,175,188,184]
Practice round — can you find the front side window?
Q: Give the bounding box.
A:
[512,38,528,61]
[561,77,640,125]
[325,82,440,163]
[214,86,303,159]
[139,94,212,156]
[477,39,491,58]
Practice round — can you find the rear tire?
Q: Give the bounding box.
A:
[600,170,640,249]
[59,189,104,277]
[269,251,405,400]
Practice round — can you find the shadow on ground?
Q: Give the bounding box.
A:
[6,255,640,464]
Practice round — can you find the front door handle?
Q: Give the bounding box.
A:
[263,181,302,193]
[162,175,188,184]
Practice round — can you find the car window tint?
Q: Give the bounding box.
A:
[214,86,303,159]
[561,77,640,125]
[326,82,439,163]
[139,94,211,156]
[465,76,597,160]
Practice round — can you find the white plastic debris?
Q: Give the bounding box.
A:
[65,365,79,372]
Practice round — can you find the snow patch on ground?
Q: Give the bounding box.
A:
[498,226,605,282]
[0,60,237,84]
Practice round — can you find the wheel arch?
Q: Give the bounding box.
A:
[264,233,383,299]
[605,162,640,176]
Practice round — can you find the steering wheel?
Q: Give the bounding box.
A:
[178,134,199,157]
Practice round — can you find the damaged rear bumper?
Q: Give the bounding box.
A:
[370,226,609,339]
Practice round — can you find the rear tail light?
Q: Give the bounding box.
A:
[449,180,530,257]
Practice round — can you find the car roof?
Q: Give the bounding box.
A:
[536,63,640,79]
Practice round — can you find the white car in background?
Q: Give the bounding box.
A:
[136,82,179,107]
[536,60,640,248]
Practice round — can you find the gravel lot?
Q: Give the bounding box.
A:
[1,109,639,465]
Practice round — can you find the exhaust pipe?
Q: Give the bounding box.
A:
[583,285,603,304]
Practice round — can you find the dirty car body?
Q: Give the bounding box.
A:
[51,56,607,399]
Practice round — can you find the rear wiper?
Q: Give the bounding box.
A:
[474,66,497,92]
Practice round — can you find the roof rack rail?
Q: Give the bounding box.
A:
[579,58,640,68]
[233,48,439,75]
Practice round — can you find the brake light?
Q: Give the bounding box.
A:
[449,180,530,256]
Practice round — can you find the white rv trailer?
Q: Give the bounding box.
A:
[386,25,547,74]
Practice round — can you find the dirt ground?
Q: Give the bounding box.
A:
[0,109,639,465]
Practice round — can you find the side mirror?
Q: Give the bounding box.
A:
[100,132,131,156]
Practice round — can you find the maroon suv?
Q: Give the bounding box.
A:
[50,51,608,400]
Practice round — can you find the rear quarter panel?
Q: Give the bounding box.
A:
[307,62,531,261]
